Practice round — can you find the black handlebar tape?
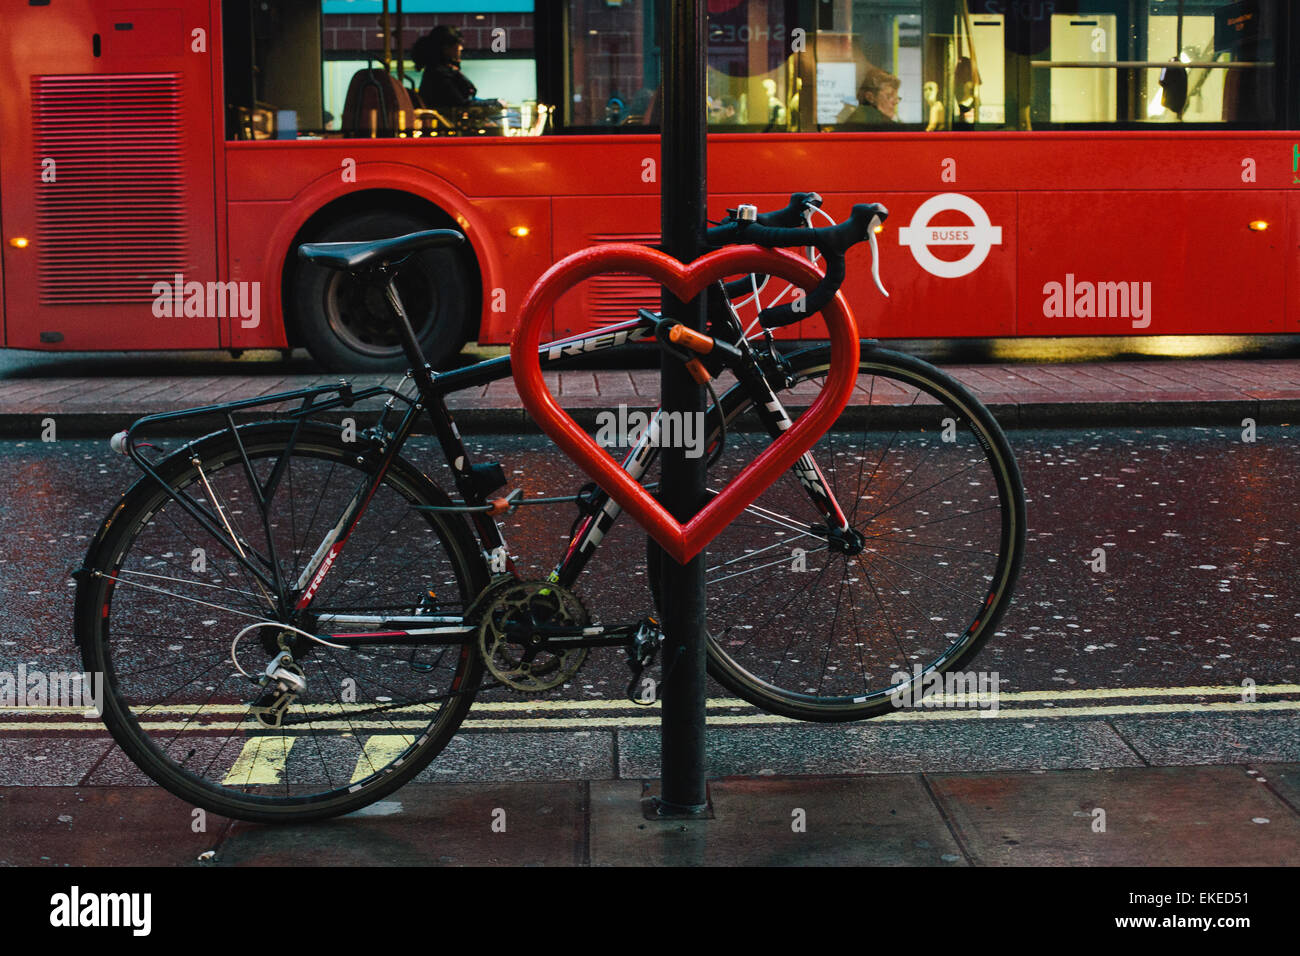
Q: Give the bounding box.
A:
[705,202,884,255]
[721,276,757,298]
[758,253,846,328]
[721,191,823,294]
[754,191,823,228]
[717,188,816,293]
[705,203,887,328]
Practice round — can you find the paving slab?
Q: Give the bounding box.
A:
[927,765,1300,866]
[0,786,231,866]
[207,781,585,867]
[1255,763,1300,814]
[588,777,966,866]
[617,720,1145,778]
[410,729,616,783]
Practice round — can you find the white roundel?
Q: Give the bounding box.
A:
[897,193,1002,279]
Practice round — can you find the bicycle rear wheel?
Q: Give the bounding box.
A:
[670,344,1025,721]
[76,422,486,822]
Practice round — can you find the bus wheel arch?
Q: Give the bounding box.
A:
[284,191,483,372]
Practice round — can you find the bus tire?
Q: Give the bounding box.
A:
[293,210,472,372]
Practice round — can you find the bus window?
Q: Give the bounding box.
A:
[223,1,539,140]
[223,0,325,138]
[802,2,977,133]
[812,2,919,130]
[791,0,1283,133]
[1029,0,1279,128]
[705,0,803,130]
[565,0,660,128]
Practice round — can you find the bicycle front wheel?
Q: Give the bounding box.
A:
[76,422,486,822]
[697,344,1026,721]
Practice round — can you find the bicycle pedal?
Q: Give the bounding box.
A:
[625,671,656,706]
[624,618,665,705]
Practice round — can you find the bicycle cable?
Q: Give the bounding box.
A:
[230,620,347,682]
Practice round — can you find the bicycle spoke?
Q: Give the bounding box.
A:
[694,346,1022,717]
[707,545,828,586]
[80,423,480,821]
[97,572,272,622]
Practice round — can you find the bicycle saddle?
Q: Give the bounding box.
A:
[297,228,464,272]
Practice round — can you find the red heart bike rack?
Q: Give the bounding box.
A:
[510,243,860,565]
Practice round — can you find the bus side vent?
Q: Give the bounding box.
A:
[33,73,188,304]
[583,233,662,331]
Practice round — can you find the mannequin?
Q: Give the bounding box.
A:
[924,81,946,131]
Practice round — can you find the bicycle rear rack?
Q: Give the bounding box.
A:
[113,380,410,462]
[99,380,418,604]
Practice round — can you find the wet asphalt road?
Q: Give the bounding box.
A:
[1,422,1299,793]
[3,423,1297,697]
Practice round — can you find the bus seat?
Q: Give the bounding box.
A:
[341,69,415,137]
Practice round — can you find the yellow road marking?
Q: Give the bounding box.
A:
[350,734,413,783]
[222,736,293,786]
[5,683,1297,718]
[8,697,1300,733]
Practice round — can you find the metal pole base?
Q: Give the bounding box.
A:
[641,787,714,820]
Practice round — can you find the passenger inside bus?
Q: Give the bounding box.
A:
[841,68,900,125]
[709,96,739,124]
[412,25,477,109]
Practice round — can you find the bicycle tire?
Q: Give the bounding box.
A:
[652,343,1026,721]
[76,421,486,822]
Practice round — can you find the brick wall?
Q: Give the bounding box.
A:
[323,13,535,56]
[567,3,649,125]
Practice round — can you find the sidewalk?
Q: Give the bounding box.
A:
[3,763,1298,866]
[2,357,1299,435]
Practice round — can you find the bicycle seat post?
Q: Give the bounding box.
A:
[377,267,438,396]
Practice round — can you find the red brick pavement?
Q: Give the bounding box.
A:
[1,360,1298,430]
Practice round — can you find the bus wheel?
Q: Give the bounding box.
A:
[293,211,471,372]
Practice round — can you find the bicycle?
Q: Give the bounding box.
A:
[74,193,1026,822]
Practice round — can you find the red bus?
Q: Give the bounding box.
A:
[1,0,1294,371]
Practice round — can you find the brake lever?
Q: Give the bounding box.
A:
[868,214,890,298]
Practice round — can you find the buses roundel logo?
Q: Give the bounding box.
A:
[897,193,1002,279]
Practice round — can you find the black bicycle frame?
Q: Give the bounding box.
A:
[111,283,851,650]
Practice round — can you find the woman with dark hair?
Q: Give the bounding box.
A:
[412,25,476,109]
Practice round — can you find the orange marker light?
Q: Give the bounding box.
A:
[8,237,30,248]
[1248,220,1269,231]
[509,226,530,238]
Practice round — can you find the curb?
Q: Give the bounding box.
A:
[2,399,1297,439]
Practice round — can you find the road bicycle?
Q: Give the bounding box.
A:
[74,193,1026,822]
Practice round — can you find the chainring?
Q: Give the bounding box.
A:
[475,579,590,692]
